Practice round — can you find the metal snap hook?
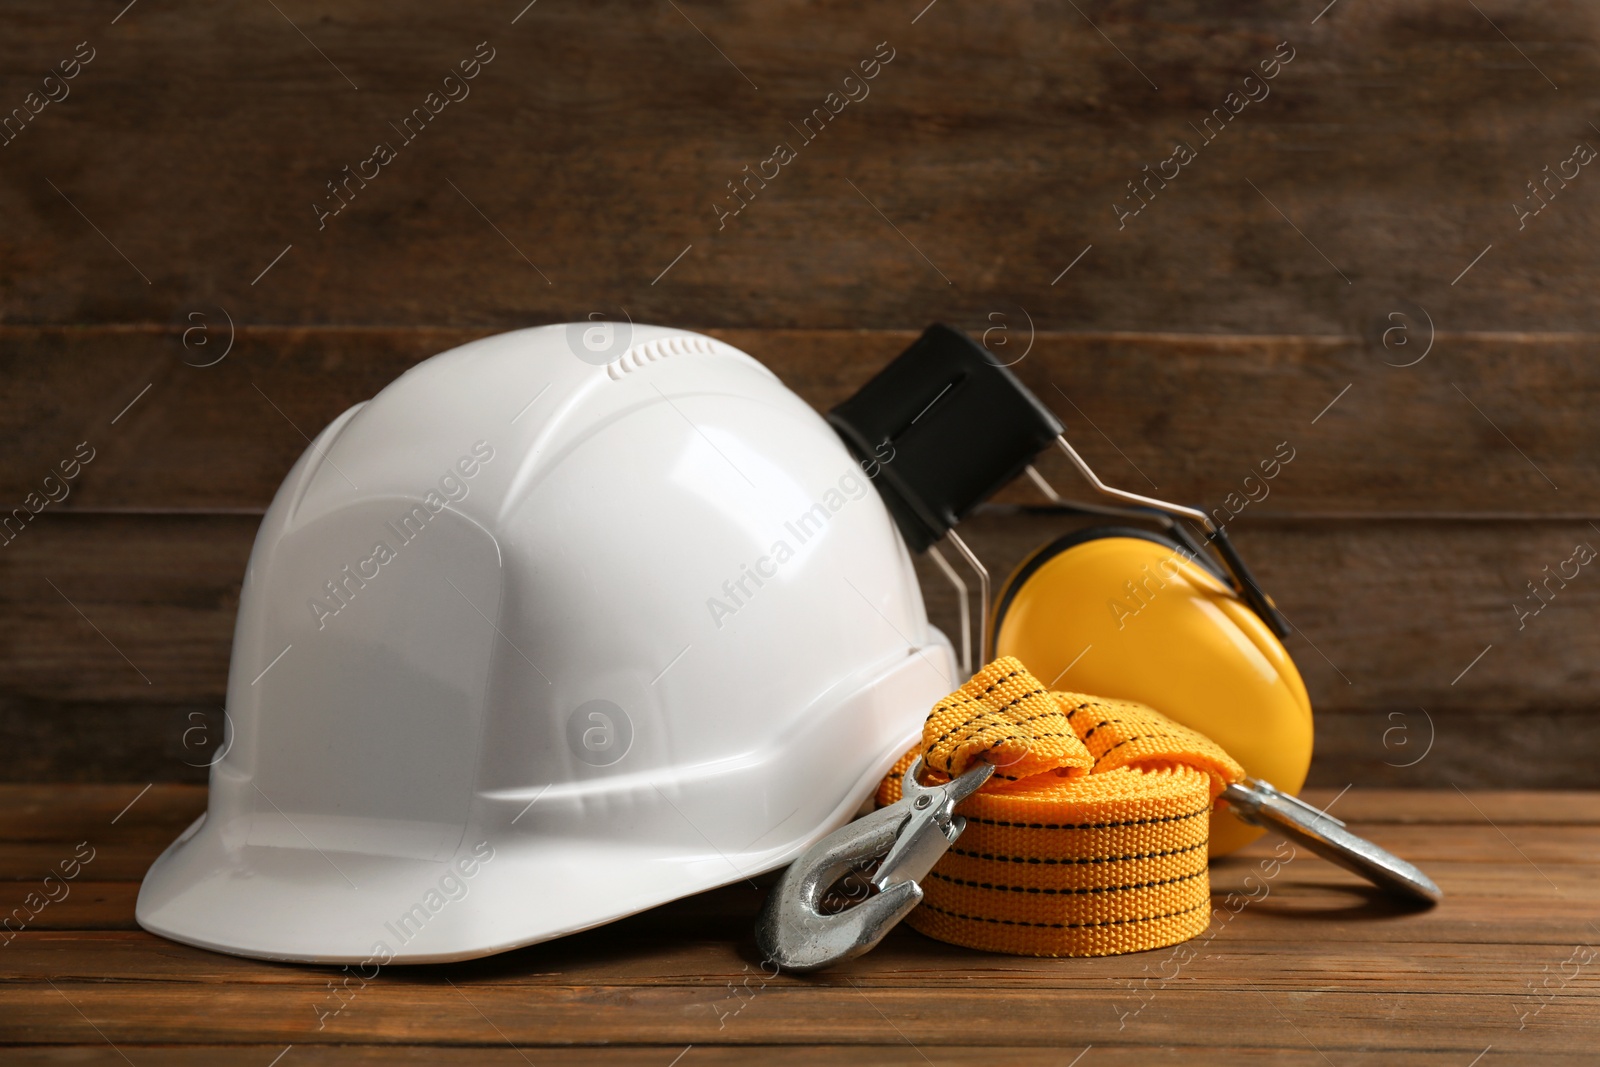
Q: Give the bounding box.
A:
[1222,778,1443,903]
[754,757,995,972]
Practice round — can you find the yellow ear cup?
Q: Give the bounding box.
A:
[992,530,1313,855]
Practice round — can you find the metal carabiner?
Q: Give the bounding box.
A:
[1222,778,1443,903]
[754,757,995,972]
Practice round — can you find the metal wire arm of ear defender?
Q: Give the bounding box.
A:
[926,535,989,677]
[1053,436,1214,529]
[925,545,972,677]
[1031,436,1291,638]
[944,530,990,668]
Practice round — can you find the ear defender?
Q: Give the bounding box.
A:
[830,325,1313,855]
[990,527,1312,856]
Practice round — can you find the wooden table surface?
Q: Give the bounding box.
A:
[2,784,1596,1065]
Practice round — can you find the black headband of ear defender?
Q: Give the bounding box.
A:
[826,323,1289,639]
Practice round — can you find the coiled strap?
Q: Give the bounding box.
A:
[877,656,1245,957]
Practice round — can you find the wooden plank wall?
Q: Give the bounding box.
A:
[1,1,1596,785]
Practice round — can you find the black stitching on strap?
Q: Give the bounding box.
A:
[971,710,1057,752]
[974,734,1025,764]
[970,668,1024,697]
[927,867,1206,896]
[947,840,1208,865]
[989,686,1046,716]
[1091,732,1183,769]
[992,705,1063,729]
[920,898,1210,931]
[925,682,1046,772]
[965,802,1212,831]
[923,673,1028,759]
[1080,718,1121,742]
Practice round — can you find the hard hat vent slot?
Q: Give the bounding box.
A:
[605,334,720,380]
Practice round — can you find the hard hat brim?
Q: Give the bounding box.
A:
[135,639,956,965]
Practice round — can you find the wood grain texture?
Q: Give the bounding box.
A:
[2,980,1593,1050]
[0,326,1592,515]
[5,1051,1591,1067]
[1,0,1597,786]
[1,787,1594,1060]
[2,2,1600,335]
[5,508,1597,785]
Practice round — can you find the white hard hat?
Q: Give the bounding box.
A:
[137,323,955,964]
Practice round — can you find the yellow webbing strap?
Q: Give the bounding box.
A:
[876,656,1245,957]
